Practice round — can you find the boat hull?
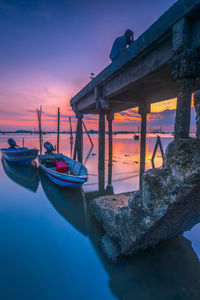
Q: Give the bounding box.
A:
[1,148,39,164]
[40,166,86,188]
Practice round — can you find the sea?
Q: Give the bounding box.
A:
[0,133,200,300]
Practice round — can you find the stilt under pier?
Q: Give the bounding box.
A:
[174,79,194,139]
[76,112,83,163]
[138,104,150,190]
[98,111,105,192]
[106,113,114,194]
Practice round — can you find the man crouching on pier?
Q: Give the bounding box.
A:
[109,29,134,61]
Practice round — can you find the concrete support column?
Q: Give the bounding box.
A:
[138,104,150,190]
[106,113,114,194]
[194,91,200,139]
[172,18,199,139]
[174,78,194,139]
[98,111,105,192]
[76,112,83,163]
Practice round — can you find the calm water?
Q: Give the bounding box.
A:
[0,133,200,300]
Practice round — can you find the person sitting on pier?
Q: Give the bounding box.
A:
[109,29,134,61]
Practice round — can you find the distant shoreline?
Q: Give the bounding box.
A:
[0,131,191,135]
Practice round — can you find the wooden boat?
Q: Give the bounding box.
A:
[134,134,139,140]
[1,138,38,164]
[38,153,88,188]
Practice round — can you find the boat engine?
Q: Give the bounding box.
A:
[44,142,56,155]
[8,138,17,148]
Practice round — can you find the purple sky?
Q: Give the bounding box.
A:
[1,0,194,132]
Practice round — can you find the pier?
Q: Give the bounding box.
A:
[70,0,200,260]
[71,0,200,190]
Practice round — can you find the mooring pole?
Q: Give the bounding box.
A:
[36,106,43,155]
[69,116,73,158]
[57,107,60,153]
[138,104,150,190]
[76,112,83,163]
[98,111,105,192]
[106,113,114,193]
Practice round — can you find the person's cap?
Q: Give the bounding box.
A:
[125,29,134,36]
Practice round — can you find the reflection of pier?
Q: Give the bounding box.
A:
[70,0,200,189]
[39,176,200,300]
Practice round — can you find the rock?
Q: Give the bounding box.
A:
[90,139,200,261]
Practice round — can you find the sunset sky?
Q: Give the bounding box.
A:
[0,0,196,132]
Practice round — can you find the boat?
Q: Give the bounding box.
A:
[1,138,39,164]
[1,158,39,192]
[38,142,88,188]
[134,134,139,140]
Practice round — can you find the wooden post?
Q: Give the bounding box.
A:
[57,107,60,153]
[73,132,77,160]
[69,116,73,158]
[98,111,105,192]
[138,104,150,190]
[151,135,164,169]
[82,120,93,148]
[106,113,114,193]
[76,112,83,163]
[36,106,43,155]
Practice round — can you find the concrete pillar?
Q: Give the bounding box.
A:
[98,111,105,192]
[172,18,198,139]
[106,113,114,194]
[76,112,83,163]
[174,78,194,139]
[138,104,150,190]
[194,91,200,139]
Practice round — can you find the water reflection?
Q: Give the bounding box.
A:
[1,133,199,299]
[40,173,87,236]
[38,174,200,300]
[1,158,39,192]
[87,211,200,300]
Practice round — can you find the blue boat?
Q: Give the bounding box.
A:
[1,138,39,164]
[38,153,88,188]
[38,142,88,188]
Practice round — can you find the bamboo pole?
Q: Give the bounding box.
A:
[57,107,60,153]
[69,116,73,158]
[82,120,93,148]
[36,106,43,154]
